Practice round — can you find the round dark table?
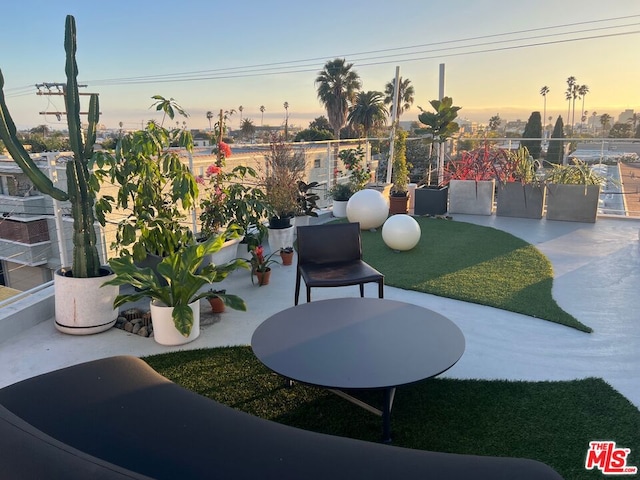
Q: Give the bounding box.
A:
[251,298,465,442]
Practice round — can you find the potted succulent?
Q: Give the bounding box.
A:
[248,245,281,286]
[543,159,606,223]
[496,147,545,219]
[445,144,507,216]
[0,15,118,334]
[389,130,410,214]
[104,234,247,345]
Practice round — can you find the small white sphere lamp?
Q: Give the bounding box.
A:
[346,189,389,230]
[382,214,421,251]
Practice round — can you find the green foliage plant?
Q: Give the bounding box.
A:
[502,147,542,186]
[417,96,461,185]
[296,180,320,217]
[338,147,371,192]
[94,119,198,262]
[328,182,354,201]
[104,234,247,337]
[543,159,607,186]
[198,164,269,239]
[520,112,543,159]
[0,15,101,278]
[391,130,410,196]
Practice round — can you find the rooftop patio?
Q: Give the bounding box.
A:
[0,213,638,411]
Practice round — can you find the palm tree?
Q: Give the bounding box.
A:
[384,77,415,122]
[315,58,361,139]
[347,91,388,138]
[565,77,579,135]
[539,86,550,135]
[578,85,589,134]
[591,111,598,134]
[206,111,213,131]
[238,105,243,124]
[259,105,265,126]
[240,118,256,142]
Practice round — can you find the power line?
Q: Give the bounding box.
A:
[4,14,640,94]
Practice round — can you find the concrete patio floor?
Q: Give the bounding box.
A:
[0,214,639,411]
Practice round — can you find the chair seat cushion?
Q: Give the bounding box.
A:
[300,260,383,287]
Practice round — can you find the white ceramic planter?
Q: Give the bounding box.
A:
[332,200,348,218]
[202,235,243,267]
[54,267,118,335]
[448,179,495,215]
[150,299,200,346]
[268,225,295,254]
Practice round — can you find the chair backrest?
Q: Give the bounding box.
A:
[297,223,362,265]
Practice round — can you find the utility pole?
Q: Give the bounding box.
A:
[36,83,99,117]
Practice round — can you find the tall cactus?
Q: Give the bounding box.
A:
[0,15,101,278]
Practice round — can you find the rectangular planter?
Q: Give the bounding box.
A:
[545,184,600,223]
[496,183,545,219]
[413,186,448,216]
[448,179,495,216]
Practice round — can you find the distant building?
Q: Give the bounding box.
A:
[618,109,635,124]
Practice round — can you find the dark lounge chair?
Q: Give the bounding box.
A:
[295,222,384,305]
[0,356,564,480]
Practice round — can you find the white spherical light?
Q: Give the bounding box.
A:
[382,214,421,251]
[346,189,389,230]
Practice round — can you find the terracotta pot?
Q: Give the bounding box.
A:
[280,250,294,266]
[208,296,225,313]
[389,194,409,215]
[255,268,271,286]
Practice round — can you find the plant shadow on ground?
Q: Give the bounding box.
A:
[145,347,640,480]
[349,217,590,332]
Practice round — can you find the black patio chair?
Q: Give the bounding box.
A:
[295,222,384,305]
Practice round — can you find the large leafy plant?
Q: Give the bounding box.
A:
[104,234,247,337]
[95,119,198,261]
[0,15,102,278]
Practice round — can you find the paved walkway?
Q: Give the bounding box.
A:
[0,215,638,411]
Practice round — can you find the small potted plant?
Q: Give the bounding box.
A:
[207,289,227,313]
[249,245,281,286]
[329,183,353,218]
[280,246,294,266]
[104,234,247,345]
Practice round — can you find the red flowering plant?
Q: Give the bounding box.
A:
[443,143,509,184]
[248,245,280,285]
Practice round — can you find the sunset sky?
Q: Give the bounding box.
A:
[1,0,639,131]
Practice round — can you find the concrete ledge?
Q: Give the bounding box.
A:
[0,286,53,342]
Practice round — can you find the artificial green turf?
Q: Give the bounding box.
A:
[144,347,640,480]
[355,217,591,332]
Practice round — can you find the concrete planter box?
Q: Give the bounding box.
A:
[448,179,495,216]
[496,183,545,219]
[545,184,600,223]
